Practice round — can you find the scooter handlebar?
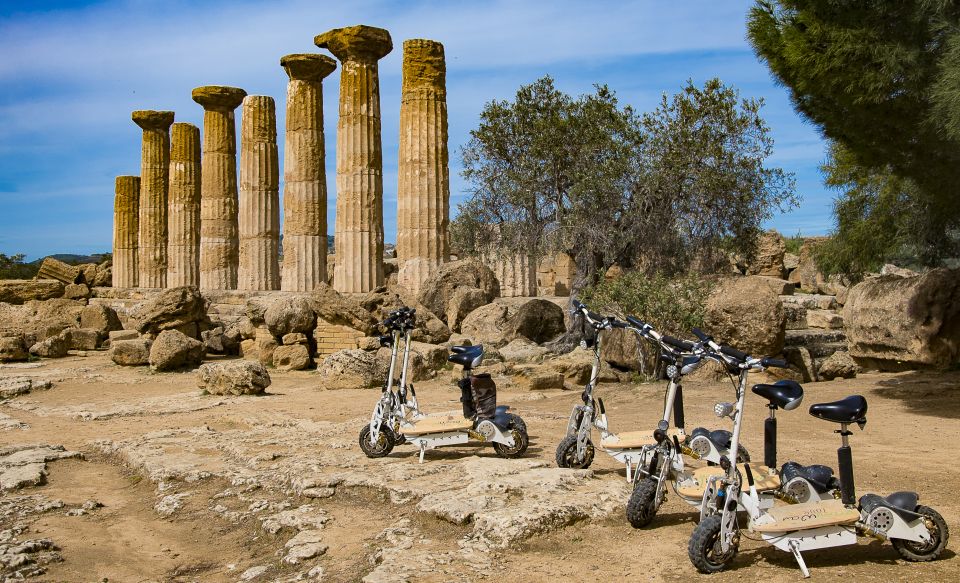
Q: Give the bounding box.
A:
[761,357,788,369]
[719,345,749,362]
[662,335,695,351]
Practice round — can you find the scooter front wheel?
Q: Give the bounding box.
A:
[892,505,949,561]
[688,514,737,574]
[359,424,395,458]
[555,434,595,469]
[626,478,660,528]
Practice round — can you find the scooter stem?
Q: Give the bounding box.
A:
[837,423,856,505]
[764,406,777,469]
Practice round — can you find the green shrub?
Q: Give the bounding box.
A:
[783,231,803,255]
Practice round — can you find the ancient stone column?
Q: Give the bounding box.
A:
[315,25,393,294]
[280,53,337,292]
[112,176,140,288]
[132,110,174,288]
[192,86,246,290]
[167,122,201,287]
[238,95,280,291]
[396,39,450,295]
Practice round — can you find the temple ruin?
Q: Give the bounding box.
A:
[131,110,174,289]
[112,175,140,288]
[167,122,201,287]
[238,95,280,291]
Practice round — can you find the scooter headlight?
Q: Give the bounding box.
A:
[715,402,736,419]
[666,365,678,378]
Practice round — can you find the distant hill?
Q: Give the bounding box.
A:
[29,253,111,266]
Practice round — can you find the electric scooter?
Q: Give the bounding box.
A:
[360,307,530,463]
[689,350,949,576]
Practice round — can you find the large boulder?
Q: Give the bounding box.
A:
[129,286,206,336]
[793,238,828,293]
[460,303,512,347]
[310,283,377,335]
[818,351,858,380]
[747,230,786,279]
[26,298,84,341]
[844,269,960,369]
[29,330,70,358]
[264,296,316,337]
[503,299,565,344]
[148,329,205,372]
[601,327,644,371]
[110,338,152,366]
[316,349,388,390]
[0,280,64,305]
[703,276,786,357]
[197,361,271,395]
[446,287,490,333]
[67,328,100,350]
[0,334,29,362]
[417,260,499,323]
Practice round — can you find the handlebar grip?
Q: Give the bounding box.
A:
[572,299,584,311]
[626,315,646,329]
[761,357,788,369]
[609,319,629,329]
[720,345,749,361]
[692,327,710,342]
[587,310,603,322]
[662,335,695,351]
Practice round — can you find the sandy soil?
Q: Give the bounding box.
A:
[0,352,957,582]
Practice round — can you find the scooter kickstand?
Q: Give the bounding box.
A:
[789,541,810,578]
[418,442,426,464]
[625,460,633,483]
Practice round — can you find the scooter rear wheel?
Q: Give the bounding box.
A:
[688,514,737,573]
[892,505,949,561]
[359,424,395,458]
[626,478,660,528]
[493,426,529,458]
[555,434,595,469]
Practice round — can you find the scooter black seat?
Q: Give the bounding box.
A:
[448,345,484,369]
[691,427,733,450]
[781,461,838,494]
[752,380,804,410]
[859,491,922,521]
[809,395,868,424]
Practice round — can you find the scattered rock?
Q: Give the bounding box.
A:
[240,565,270,581]
[63,283,90,301]
[460,303,511,347]
[844,268,960,369]
[317,349,388,390]
[108,329,139,342]
[155,493,189,517]
[880,263,918,278]
[818,351,858,380]
[109,338,152,366]
[282,332,308,346]
[129,286,206,336]
[28,330,70,358]
[747,230,786,278]
[783,252,800,271]
[0,377,52,399]
[783,302,808,330]
[807,310,844,330]
[79,304,122,337]
[418,260,500,323]
[273,344,311,371]
[149,329,205,372]
[499,338,551,363]
[794,237,829,293]
[310,283,377,335]
[446,287,489,333]
[254,329,279,367]
[514,367,564,391]
[503,299,565,344]
[265,296,316,337]
[201,326,237,355]
[600,327,643,371]
[197,361,271,395]
[67,328,100,350]
[0,279,64,305]
[283,530,328,565]
[0,444,81,491]
[0,335,29,363]
[36,256,82,284]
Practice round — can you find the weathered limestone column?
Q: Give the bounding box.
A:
[167,122,201,287]
[315,25,393,293]
[280,53,337,292]
[112,176,140,288]
[192,86,246,290]
[132,110,174,288]
[396,39,450,294]
[238,95,280,290]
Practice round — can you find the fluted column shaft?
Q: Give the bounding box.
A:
[113,176,140,288]
[168,122,201,287]
[133,110,174,288]
[193,86,246,290]
[281,54,336,291]
[316,25,392,294]
[396,39,450,294]
[238,95,280,290]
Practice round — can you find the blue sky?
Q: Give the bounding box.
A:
[0,0,833,260]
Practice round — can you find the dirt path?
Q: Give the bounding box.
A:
[1,354,958,582]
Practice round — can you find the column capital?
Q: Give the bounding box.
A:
[281,53,337,82]
[192,85,247,111]
[315,25,392,63]
[402,38,446,92]
[132,110,174,131]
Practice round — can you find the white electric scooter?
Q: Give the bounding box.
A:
[689,348,949,576]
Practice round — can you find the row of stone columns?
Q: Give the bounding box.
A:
[114,25,449,296]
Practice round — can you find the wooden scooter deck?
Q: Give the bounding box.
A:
[675,464,781,499]
[403,415,473,436]
[600,430,657,450]
[752,499,860,533]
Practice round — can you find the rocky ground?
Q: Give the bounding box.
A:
[0,353,958,582]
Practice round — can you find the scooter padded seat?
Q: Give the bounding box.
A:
[691,427,734,450]
[601,430,657,450]
[752,499,860,533]
[403,415,474,436]
[751,380,804,410]
[675,464,781,499]
[448,345,484,368]
[859,491,922,521]
[809,395,867,424]
[780,461,838,494]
